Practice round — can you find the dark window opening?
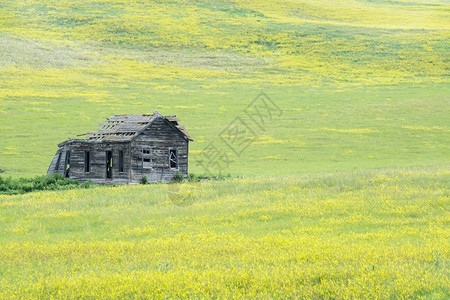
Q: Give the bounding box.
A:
[84,151,90,173]
[170,120,179,126]
[118,151,124,173]
[169,149,178,169]
[106,151,112,179]
[142,148,152,169]
[64,151,71,178]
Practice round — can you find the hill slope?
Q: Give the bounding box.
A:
[0,0,449,177]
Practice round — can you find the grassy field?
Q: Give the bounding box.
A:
[0,168,448,298]
[0,0,449,298]
[0,0,449,177]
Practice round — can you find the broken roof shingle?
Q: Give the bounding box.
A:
[77,112,193,142]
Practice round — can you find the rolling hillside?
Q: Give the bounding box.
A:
[0,0,448,177]
[0,1,449,298]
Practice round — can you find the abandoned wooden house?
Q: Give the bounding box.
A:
[47,111,193,184]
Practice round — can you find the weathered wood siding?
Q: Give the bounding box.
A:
[47,149,67,175]
[48,116,190,184]
[46,149,62,175]
[67,142,131,184]
[50,142,131,184]
[131,117,189,183]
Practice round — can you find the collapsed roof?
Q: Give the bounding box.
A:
[76,111,193,142]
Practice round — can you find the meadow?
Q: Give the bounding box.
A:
[0,0,449,177]
[0,168,448,298]
[0,0,449,298]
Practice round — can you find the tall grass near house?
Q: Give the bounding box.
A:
[0,168,448,298]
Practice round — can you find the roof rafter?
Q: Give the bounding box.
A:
[76,112,193,142]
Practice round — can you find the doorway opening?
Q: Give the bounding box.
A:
[106,151,112,179]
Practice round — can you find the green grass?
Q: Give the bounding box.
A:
[0,0,448,298]
[0,168,448,298]
[0,174,94,195]
[0,83,448,177]
[0,0,448,178]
